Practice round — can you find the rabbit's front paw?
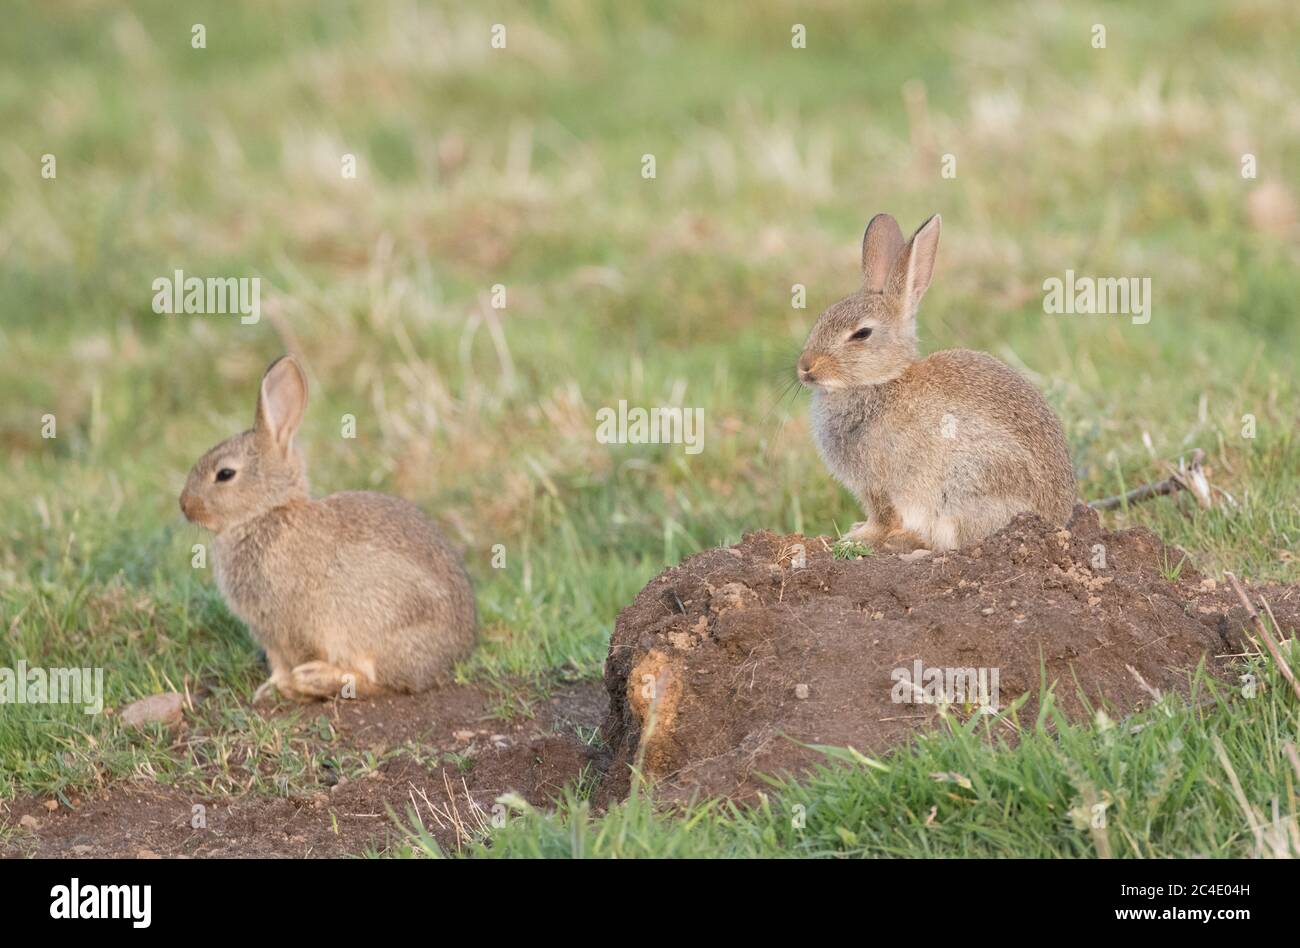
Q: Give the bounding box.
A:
[880,528,928,554]
[252,673,293,705]
[845,521,882,543]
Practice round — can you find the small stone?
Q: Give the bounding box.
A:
[120,692,185,729]
[453,729,475,742]
[794,683,810,700]
[136,849,161,859]
[667,630,695,650]
[714,582,758,614]
[43,799,59,812]
[981,607,995,615]
[19,814,40,831]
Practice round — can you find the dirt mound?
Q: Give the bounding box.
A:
[602,506,1300,802]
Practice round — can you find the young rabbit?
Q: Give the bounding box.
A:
[797,213,1076,551]
[179,355,477,701]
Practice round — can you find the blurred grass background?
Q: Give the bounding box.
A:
[0,1,1297,853]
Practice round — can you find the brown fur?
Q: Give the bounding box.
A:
[799,214,1076,551]
[179,356,477,701]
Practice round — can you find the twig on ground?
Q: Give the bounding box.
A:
[1089,448,1221,511]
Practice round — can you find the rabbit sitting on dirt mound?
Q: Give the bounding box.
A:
[179,355,477,701]
[797,213,1076,552]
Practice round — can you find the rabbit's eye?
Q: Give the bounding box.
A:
[850,327,873,341]
[215,468,237,483]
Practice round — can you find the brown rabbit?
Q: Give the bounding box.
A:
[179,355,477,701]
[797,213,1076,551]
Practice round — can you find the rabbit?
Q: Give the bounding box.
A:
[797,213,1076,552]
[179,355,477,702]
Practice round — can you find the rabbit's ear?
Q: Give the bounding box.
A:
[255,356,308,455]
[889,214,941,320]
[861,213,906,292]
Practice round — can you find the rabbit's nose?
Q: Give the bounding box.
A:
[180,492,199,520]
[797,353,816,381]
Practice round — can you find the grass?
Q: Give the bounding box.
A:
[833,539,876,560]
[1,0,1297,856]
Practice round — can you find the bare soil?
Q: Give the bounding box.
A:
[1,681,605,858]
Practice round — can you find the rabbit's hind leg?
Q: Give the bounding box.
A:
[288,660,382,700]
